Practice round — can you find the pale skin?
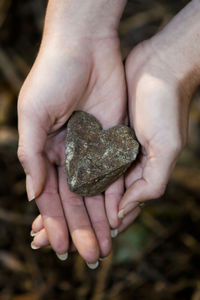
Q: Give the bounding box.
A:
[118,0,200,230]
[18,0,200,264]
[18,0,127,263]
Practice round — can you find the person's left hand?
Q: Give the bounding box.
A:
[18,0,129,266]
[23,38,126,264]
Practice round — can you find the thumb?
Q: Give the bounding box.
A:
[118,153,178,219]
[18,107,47,201]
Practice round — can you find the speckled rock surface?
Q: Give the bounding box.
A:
[65,111,139,196]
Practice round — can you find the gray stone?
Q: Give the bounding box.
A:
[65,111,139,196]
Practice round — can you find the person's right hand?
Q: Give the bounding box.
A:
[18,0,127,265]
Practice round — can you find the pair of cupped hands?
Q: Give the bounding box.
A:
[17,0,199,268]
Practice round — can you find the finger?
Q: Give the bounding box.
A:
[105,177,124,229]
[32,226,77,253]
[36,160,69,255]
[32,228,49,248]
[125,155,144,188]
[32,229,69,261]
[85,194,112,258]
[118,154,176,218]
[58,165,100,264]
[17,104,47,201]
[32,215,43,234]
[118,207,141,233]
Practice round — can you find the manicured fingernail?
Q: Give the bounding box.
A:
[111,229,118,238]
[86,261,99,270]
[26,175,35,201]
[118,202,140,219]
[30,230,36,237]
[99,257,107,261]
[31,241,40,250]
[56,252,68,261]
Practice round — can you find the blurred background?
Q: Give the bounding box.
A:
[0,0,200,299]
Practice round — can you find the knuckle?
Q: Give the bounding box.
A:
[151,184,166,199]
[106,191,123,200]
[92,219,106,230]
[88,195,102,201]
[43,189,58,197]
[66,196,83,208]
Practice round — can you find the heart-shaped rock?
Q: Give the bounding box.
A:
[65,111,139,196]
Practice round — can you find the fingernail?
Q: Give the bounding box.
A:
[31,241,40,250]
[86,261,99,270]
[56,252,68,261]
[30,230,36,237]
[99,257,107,261]
[118,209,124,219]
[26,175,35,201]
[118,202,140,219]
[111,229,118,238]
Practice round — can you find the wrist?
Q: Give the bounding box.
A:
[149,0,200,96]
[43,0,127,42]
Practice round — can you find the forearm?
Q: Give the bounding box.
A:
[43,0,127,43]
[150,0,200,94]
